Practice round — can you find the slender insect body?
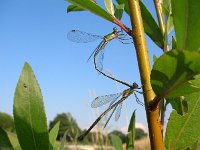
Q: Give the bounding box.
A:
[78,82,143,141]
[122,88,134,98]
[68,27,132,87]
[94,41,108,57]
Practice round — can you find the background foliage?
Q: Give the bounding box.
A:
[0,112,15,132]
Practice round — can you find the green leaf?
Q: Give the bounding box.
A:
[60,131,67,150]
[162,0,173,35]
[114,4,124,20]
[13,62,49,150]
[167,97,188,115]
[153,55,158,63]
[189,140,199,150]
[167,15,173,35]
[161,3,169,17]
[49,121,60,150]
[67,4,85,13]
[172,0,200,50]
[140,1,164,49]
[151,50,200,98]
[104,0,115,15]
[126,111,136,150]
[172,36,176,49]
[162,0,171,10]
[66,0,113,22]
[165,92,200,149]
[111,135,123,150]
[7,132,21,150]
[0,127,14,150]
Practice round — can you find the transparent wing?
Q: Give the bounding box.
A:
[86,40,104,62]
[104,102,123,128]
[103,105,117,128]
[95,49,105,72]
[91,92,122,108]
[115,102,122,121]
[67,30,102,43]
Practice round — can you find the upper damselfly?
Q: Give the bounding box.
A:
[67,27,133,87]
[78,82,143,141]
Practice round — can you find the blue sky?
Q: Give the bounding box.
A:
[0,0,164,132]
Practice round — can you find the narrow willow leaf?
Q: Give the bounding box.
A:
[161,3,169,17]
[167,15,173,35]
[136,0,164,49]
[7,132,21,150]
[114,4,124,20]
[116,0,164,49]
[66,0,113,22]
[162,0,173,35]
[104,0,115,15]
[49,122,60,150]
[116,0,128,14]
[60,131,67,150]
[140,0,164,48]
[67,4,84,12]
[165,92,200,149]
[13,62,49,150]
[172,0,200,50]
[172,36,176,49]
[163,15,169,52]
[126,111,136,150]
[153,55,158,63]
[111,135,123,150]
[151,50,200,98]
[162,0,171,9]
[0,127,14,150]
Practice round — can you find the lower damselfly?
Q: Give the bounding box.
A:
[67,27,133,87]
[78,82,143,141]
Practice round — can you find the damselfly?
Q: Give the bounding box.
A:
[78,82,143,141]
[67,27,133,87]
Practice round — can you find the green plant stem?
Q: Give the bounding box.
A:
[128,0,164,149]
[153,0,169,130]
[153,0,170,52]
[153,0,165,36]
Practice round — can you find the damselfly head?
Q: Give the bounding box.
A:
[113,27,118,32]
[132,82,139,89]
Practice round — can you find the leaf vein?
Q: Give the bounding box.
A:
[171,96,200,149]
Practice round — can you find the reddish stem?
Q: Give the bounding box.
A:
[113,16,132,35]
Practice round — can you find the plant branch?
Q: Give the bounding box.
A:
[160,100,167,136]
[127,0,164,149]
[153,0,165,36]
[113,16,132,35]
[153,0,171,53]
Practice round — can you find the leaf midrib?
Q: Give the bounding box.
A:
[171,96,200,149]
[28,76,38,150]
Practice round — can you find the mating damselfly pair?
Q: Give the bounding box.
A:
[67,28,143,140]
[67,27,133,87]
